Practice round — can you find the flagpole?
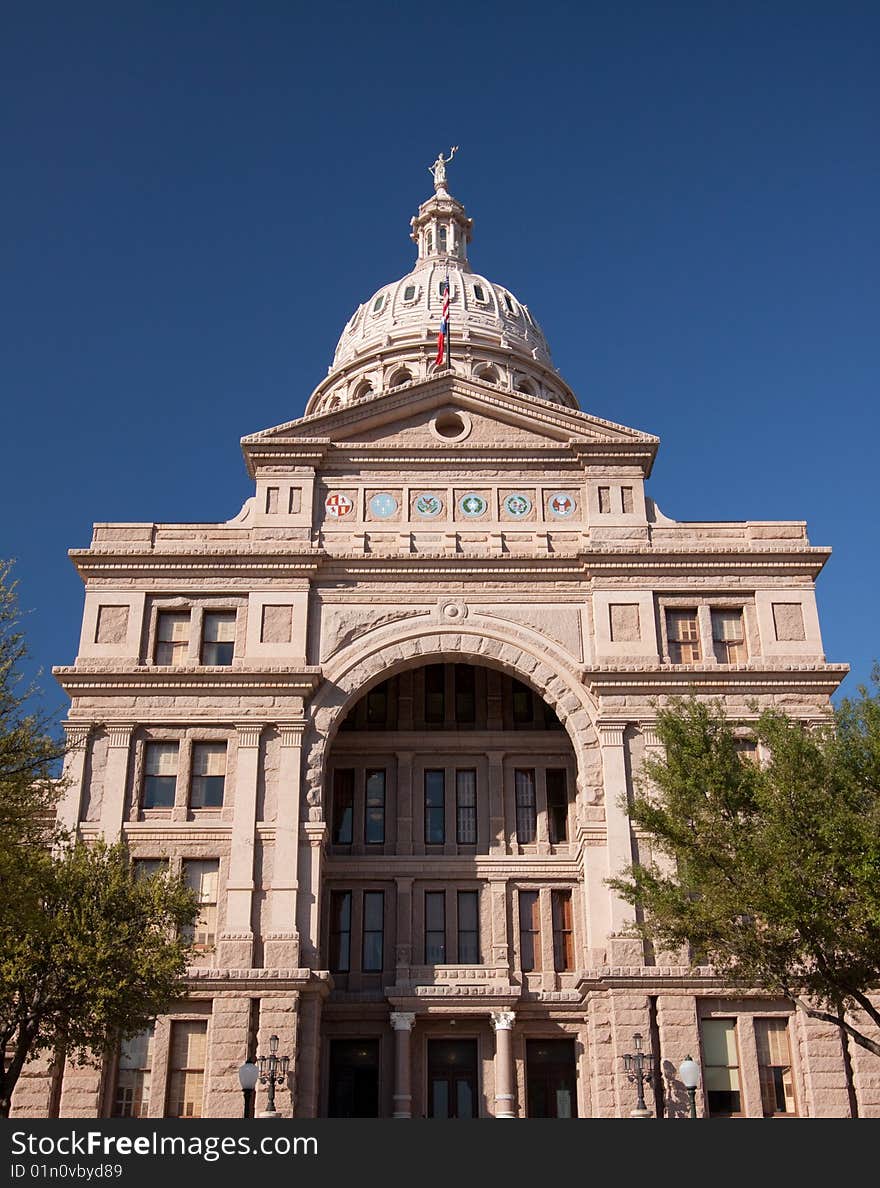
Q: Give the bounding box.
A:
[445,271,451,370]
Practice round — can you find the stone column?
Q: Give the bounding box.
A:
[265,721,304,968]
[488,753,506,852]
[217,724,261,968]
[390,1012,416,1118]
[491,1010,516,1118]
[301,821,327,965]
[597,721,639,963]
[395,877,413,981]
[57,723,90,833]
[99,723,134,839]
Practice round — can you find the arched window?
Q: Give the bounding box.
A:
[426,230,434,253]
[354,380,373,401]
[438,225,447,253]
[516,378,535,396]
[473,284,486,303]
[388,368,412,388]
[403,284,416,302]
[477,365,499,384]
[504,293,515,313]
[372,293,385,314]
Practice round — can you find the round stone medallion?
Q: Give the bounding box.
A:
[459,493,488,517]
[504,493,532,518]
[548,492,576,518]
[414,492,444,519]
[325,492,354,518]
[369,492,399,519]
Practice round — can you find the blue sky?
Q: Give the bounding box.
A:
[3,1,878,722]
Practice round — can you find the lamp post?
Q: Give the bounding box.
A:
[256,1034,290,1118]
[238,1060,258,1118]
[622,1032,654,1118]
[678,1055,700,1119]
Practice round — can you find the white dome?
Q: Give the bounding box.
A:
[306,176,576,414]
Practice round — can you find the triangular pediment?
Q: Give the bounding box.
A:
[242,374,658,468]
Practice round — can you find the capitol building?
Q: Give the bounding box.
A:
[13,156,874,1119]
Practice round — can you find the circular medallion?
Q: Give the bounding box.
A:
[459,493,488,518]
[504,493,532,518]
[548,492,576,518]
[414,492,444,519]
[325,492,354,519]
[369,492,398,519]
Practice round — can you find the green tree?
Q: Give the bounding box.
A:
[609,690,880,1058]
[0,561,198,1116]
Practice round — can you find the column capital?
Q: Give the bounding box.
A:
[597,721,627,748]
[639,722,662,749]
[62,722,91,749]
[236,723,263,749]
[390,1012,416,1032]
[278,722,305,748]
[107,723,135,749]
[491,1010,515,1032]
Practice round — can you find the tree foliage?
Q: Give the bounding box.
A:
[609,688,880,1057]
[0,561,198,1116]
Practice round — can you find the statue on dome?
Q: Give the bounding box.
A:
[429,146,459,189]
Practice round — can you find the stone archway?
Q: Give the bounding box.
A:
[302,622,602,820]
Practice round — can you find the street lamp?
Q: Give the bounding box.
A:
[678,1055,700,1119]
[622,1033,654,1118]
[238,1060,258,1118]
[256,1034,290,1117]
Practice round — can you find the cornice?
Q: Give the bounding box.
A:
[53,666,322,697]
[69,550,322,581]
[585,663,849,697]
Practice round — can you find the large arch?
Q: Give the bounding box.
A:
[302,620,602,819]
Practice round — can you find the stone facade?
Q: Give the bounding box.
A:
[15,172,875,1119]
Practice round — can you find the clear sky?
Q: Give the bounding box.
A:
[3,1,878,724]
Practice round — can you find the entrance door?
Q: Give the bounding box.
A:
[328,1039,380,1117]
[428,1039,478,1118]
[526,1039,578,1118]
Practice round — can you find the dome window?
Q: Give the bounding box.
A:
[438,225,448,253]
[354,380,373,401]
[389,367,413,388]
[504,293,515,313]
[372,293,386,315]
[403,284,416,302]
[516,378,535,396]
[477,364,499,384]
[473,284,486,302]
[426,230,434,253]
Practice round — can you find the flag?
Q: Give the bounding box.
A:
[435,274,450,366]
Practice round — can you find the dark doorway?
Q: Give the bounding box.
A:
[427,1039,479,1118]
[328,1039,380,1117]
[526,1038,578,1117]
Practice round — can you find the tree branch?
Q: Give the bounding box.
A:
[796,1000,880,1057]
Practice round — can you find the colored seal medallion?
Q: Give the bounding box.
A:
[325,492,354,518]
[504,493,532,518]
[414,493,443,518]
[548,492,575,517]
[459,493,487,517]
[369,493,398,519]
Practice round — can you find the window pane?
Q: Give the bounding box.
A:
[365,769,386,844]
[547,769,568,844]
[155,613,189,665]
[366,682,388,725]
[201,613,235,665]
[456,769,477,844]
[552,890,574,971]
[332,769,354,845]
[425,664,445,724]
[454,664,476,724]
[457,891,480,964]
[515,769,537,843]
[167,1022,206,1119]
[362,891,384,972]
[701,1019,741,1115]
[144,742,178,809]
[425,770,445,844]
[330,891,352,972]
[667,610,701,663]
[519,891,540,972]
[755,1018,796,1115]
[425,891,446,963]
[182,860,218,948]
[113,1026,154,1118]
[190,743,226,808]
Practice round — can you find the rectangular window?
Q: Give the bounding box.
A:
[155,612,189,666]
[552,890,574,971]
[364,769,386,845]
[712,609,747,664]
[598,486,611,514]
[425,891,446,963]
[425,664,445,724]
[457,891,480,964]
[132,858,168,882]
[455,769,477,844]
[425,769,445,844]
[454,664,476,724]
[332,769,354,845]
[182,860,218,949]
[512,681,532,724]
[166,1022,207,1119]
[546,769,568,844]
[329,890,352,972]
[201,612,235,666]
[366,681,388,726]
[701,1019,742,1115]
[113,1026,154,1118]
[189,743,226,808]
[755,1018,797,1116]
[621,486,634,514]
[519,891,541,972]
[515,769,537,844]
[362,891,384,972]
[143,742,178,809]
[666,610,701,664]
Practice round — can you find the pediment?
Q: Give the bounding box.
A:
[242,375,658,457]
